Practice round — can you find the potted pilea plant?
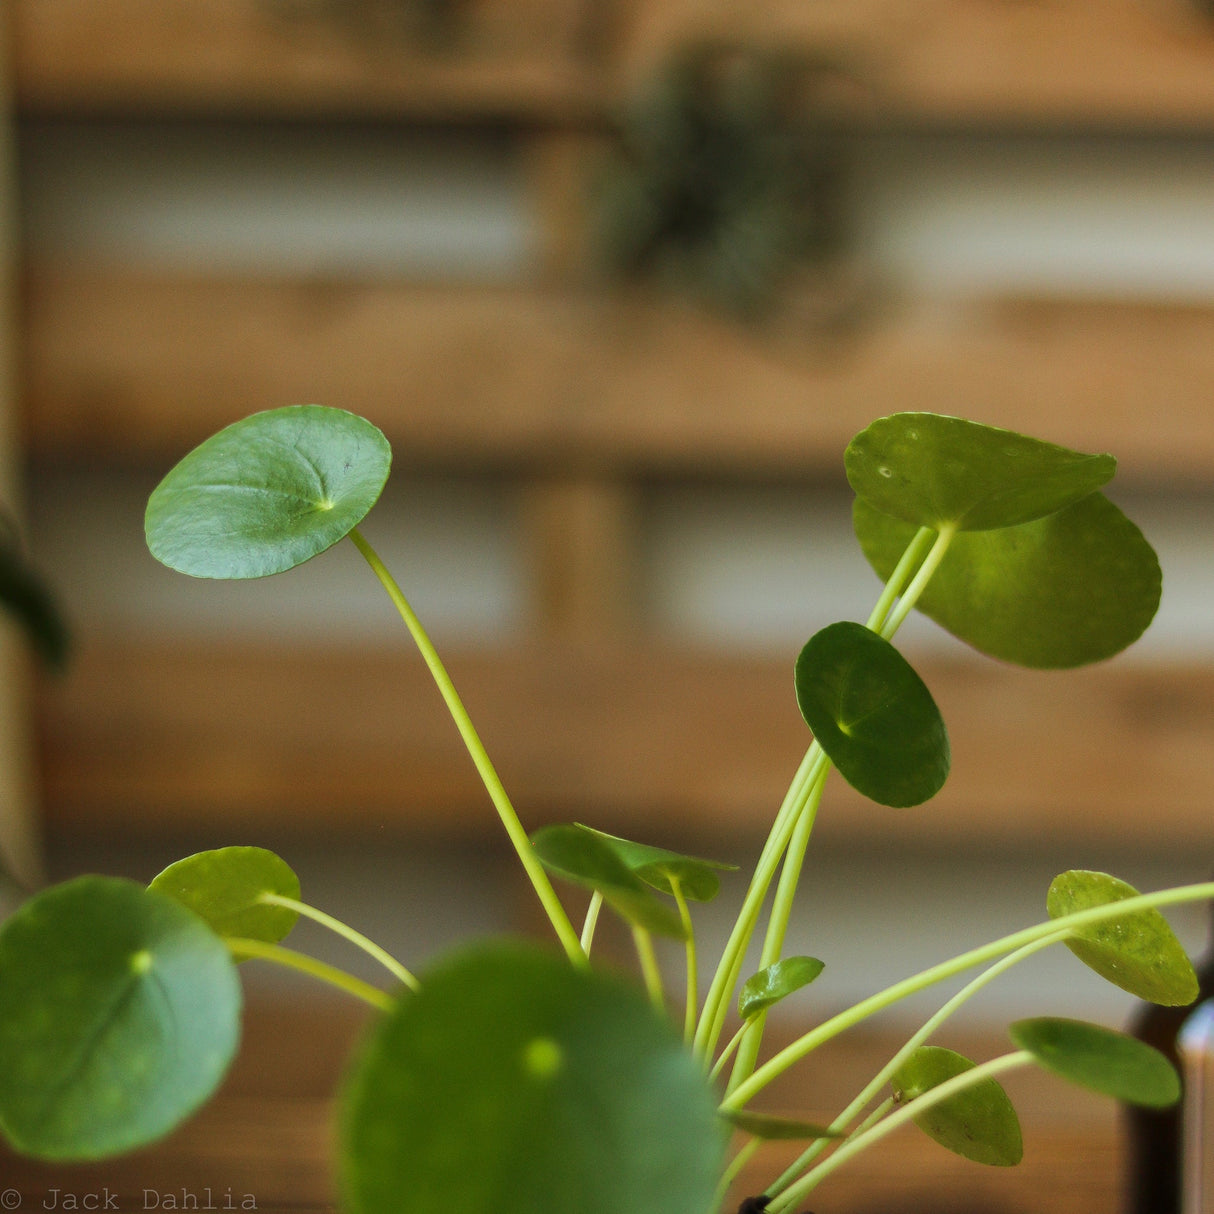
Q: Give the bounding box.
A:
[0,405,1209,1214]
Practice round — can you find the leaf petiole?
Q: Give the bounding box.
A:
[225,937,396,1012]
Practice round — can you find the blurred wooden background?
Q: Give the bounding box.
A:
[5,2,1214,1211]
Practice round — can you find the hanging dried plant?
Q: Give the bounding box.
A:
[593,40,865,322]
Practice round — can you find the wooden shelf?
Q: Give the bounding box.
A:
[23,267,1214,482]
[36,637,1214,848]
[9,0,603,121]
[15,0,1214,128]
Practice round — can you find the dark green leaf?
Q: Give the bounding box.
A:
[145,405,391,579]
[738,957,825,1020]
[1047,870,1198,1006]
[339,940,724,1214]
[891,1046,1023,1167]
[0,876,241,1160]
[845,413,1115,532]
[853,493,1160,668]
[795,621,949,808]
[577,825,736,902]
[719,1108,843,1141]
[1010,1017,1180,1108]
[0,524,70,670]
[530,824,687,939]
[149,847,301,946]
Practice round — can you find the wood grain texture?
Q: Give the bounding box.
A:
[22,268,1214,482]
[35,638,1214,847]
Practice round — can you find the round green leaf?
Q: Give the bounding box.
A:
[149,846,301,946]
[0,876,241,1160]
[738,956,825,1020]
[719,1108,843,1141]
[845,413,1116,532]
[530,824,687,939]
[1046,870,1198,1006]
[145,405,392,579]
[577,825,736,902]
[891,1046,1023,1167]
[853,492,1161,668]
[339,940,724,1214]
[1010,1017,1180,1108]
[795,621,949,808]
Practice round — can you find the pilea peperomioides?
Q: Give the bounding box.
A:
[0,406,1206,1214]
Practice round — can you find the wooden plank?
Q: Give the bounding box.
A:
[618,0,1214,128]
[9,0,602,120]
[16,0,1214,127]
[35,638,1214,847]
[22,268,1214,482]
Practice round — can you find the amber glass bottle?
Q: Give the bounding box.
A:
[1124,906,1214,1214]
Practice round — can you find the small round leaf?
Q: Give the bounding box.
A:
[853,493,1161,668]
[149,847,301,946]
[1010,1017,1180,1108]
[845,413,1115,532]
[339,940,724,1214]
[795,621,949,808]
[577,825,736,902]
[146,405,392,579]
[891,1046,1023,1167]
[0,876,241,1160]
[738,957,825,1020]
[1047,870,1198,1006]
[530,824,687,939]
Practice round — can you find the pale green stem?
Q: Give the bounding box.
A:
[632,924,665,1013]
[865,525,936,633]
[722,880,1214,1112]
[711,1137,763,1214]
[767,933,1061,1196]
[727,769,827,1093]
[257,892,419,992]
[226,937,395,1012]
[348,528,584,965]
[581,891,604,956]
[770,1052,1033,1211]
[879,523,956,640]
[694,745,827,1059]
[711,1019,758,1084]
[670,876,699,1044]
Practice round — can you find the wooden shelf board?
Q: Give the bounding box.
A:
[23,268,1214,483]
[10,0,603,121]
[16,0,1214,128]
[36,638,1214,847]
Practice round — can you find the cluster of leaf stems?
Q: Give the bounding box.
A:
[226,519,1213,1212]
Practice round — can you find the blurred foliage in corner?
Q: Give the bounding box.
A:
[0,510,68,673]
[592,41,863,322]
[266,0,467,51]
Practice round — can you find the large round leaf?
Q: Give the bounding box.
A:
[530,824,687,939]
[795,621,949,808]
[339,940,724,1214]
[577,825,736,902]
[845,413,1115,532]
[149,847,301,946]
[0,876,241,1160]
[891,1046,1023,1166]
[145,405,392,579]
[1010,1017,1180,1108]
[1047,870,1198,1006]
[853,493,1160,668]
